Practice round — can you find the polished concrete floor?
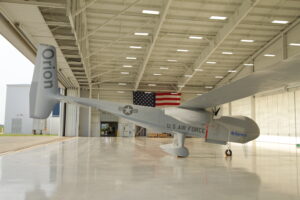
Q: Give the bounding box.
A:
[0,136,65,154]
[0,137,299,200]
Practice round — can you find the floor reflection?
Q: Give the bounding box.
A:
[0,137,299,200]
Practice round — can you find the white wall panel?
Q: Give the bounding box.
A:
[221,103,230,116]
[65,89,80,137]
[118,118,135,137]
[295,90,300,144]
[91,109,100,137]
[255,91,295,138]
[231,97,251,118]
[79,90,90,137]
[48,117,60,135]
[99,111,118,122]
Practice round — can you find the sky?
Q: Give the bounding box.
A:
[0,34,34,124]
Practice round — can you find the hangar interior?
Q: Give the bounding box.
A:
[1,0,300,141]
[0,0,300,199]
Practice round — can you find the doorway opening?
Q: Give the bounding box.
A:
[100,122,118,137]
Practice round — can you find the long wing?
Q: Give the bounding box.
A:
[180,55,300,109]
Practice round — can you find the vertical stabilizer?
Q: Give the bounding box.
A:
[29,44,58,119]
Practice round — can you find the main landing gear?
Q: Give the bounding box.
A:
[160,132,189,157]
[225,143,232,157]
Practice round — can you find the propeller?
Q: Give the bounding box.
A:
[212,107,221,116]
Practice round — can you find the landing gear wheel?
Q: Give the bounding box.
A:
[225,149,232,157]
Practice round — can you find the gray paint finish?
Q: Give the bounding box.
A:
[29,44,300,157]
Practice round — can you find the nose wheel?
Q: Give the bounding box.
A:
[225,143,232,157]
[225,149,232,157]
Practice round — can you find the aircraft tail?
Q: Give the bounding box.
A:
[29,44,59,119]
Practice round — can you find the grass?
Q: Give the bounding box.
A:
[0,134,58,136]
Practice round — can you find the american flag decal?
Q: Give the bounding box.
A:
[155,92,181,107]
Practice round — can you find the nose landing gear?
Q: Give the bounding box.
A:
[225,149,232,156]
[225,143,232,157]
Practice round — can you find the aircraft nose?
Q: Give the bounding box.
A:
[244,117,260,140]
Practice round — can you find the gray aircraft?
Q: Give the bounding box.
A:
[30,44,300,157]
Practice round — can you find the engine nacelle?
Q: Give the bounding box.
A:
[205,116,260,145]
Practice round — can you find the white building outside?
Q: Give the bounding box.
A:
[4,84,60,135]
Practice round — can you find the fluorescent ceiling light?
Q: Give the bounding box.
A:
[167,59,177,62]
[121,72,129,75]
[134,32,149,36]
[205,86,213,89]
[215,76,223,79]
[130,46,142,49]
[148,84,156,86]
[228,70,237,73]
[197,94,202,96]
[272,20,289,24]
[153,73,161,76]
[189,36,203,39]
[210,16,227,20]
[241,39,254,43]
[118,83,127,86]
[123,65,133,68]
[177,49,189,52]
[142,10,160,15]
[117,91,125,93]
[264,54,275,57]
[289,43,300,46]
[195,69,203,72]
[222,51,233,55]
[126,57,136,60]
[206,61,216,64]
[160,67,169,70]
[243,63,254,66]
[184,75,192,78]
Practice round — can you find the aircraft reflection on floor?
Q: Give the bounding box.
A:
[0,138,299,200]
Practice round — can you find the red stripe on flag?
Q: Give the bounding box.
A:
[156,98,181,101]
[155,103,181,106]
[155,93,182,96]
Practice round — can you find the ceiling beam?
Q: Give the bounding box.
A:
[0,0,65,8]
[85,18,152,59]
[81,0,142,41]
[46,21,71,27]
[134,0,173,90]
[217,17,300,87]
[90,87,206,94]
[66,0,91,86]
[177,0,260,92]
[73,0,98,17]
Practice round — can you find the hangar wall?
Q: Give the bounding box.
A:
[91,109,100,137]
[221,20,300,144]
[64,89,80,137]
[223,89,300,144]
[79,89,91,137]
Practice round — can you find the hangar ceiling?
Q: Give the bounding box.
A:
[0,0,300,101]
